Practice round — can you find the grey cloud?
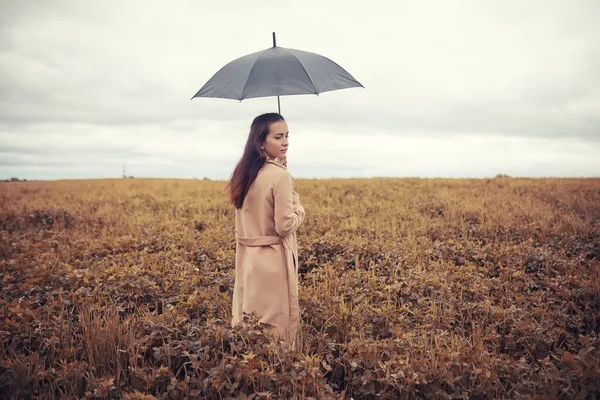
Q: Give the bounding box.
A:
[1,0,599,179]
[0,139,140,157]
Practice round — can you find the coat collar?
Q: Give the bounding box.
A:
[265,158,287,170]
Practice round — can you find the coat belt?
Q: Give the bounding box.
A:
[235,232,283,247]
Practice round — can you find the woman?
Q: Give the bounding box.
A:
[225,112,305,348]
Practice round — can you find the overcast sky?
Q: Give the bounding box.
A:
[1,0,599,180]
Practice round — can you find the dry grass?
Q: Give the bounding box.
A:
[1,176,599,399]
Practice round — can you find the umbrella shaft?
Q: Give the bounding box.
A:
[277,96,281,114]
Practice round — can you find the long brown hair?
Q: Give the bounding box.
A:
[225,113,285,209]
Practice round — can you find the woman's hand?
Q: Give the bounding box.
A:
[274,154,287,168]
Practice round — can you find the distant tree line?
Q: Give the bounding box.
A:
[2,177,33,182]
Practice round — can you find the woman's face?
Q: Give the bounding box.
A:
[262,120,289,160]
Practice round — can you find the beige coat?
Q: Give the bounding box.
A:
[231,159,305,346]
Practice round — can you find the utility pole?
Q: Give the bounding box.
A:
[122,163,126,178]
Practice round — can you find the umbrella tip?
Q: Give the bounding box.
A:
[272,32,276,47]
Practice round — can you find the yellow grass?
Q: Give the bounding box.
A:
[0,176,599,398]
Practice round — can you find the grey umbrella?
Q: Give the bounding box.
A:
[191,33,363,113]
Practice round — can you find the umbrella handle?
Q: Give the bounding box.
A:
[273,32,281,114]
[273,32,280,114]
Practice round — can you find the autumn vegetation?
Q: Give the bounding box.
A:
[1,177,599,399]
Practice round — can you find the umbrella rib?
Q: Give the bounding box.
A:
[292,53,318,94]
[240,48,271,100]
[323,57,365,89]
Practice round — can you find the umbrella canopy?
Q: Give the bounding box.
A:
[191,33,363,112]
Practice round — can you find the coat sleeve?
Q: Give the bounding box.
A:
[273,173,305,237]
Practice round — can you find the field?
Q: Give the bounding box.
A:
[1,177,599,399]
